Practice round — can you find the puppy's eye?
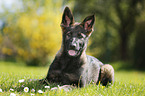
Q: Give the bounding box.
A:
[78,33,85,38]
[66,32,71,37]
[78,34,83,38]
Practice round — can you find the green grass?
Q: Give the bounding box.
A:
[0,61,145,96]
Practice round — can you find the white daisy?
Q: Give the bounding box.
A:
[31,89,35,92]
[38,90,43,93]
[44,86,50,89]
[31,93,35,96]
[19,79,24,83]
[29,79,32,82]
[51,87,58,90]
[0,88,2,92]
[21,85,24,88]
[24,87,29,92]
[10,93,16,96]
[10,88,14,91]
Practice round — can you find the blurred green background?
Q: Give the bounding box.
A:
[0,0,145,70]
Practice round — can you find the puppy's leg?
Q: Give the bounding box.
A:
[100,64,114,86]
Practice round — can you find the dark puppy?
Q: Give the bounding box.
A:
[45,7,114,87]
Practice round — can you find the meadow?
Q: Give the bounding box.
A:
[0,61,145,96]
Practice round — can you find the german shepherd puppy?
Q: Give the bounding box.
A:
[45,7,114,87]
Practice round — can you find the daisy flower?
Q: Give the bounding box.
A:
[10,88,14,91]
[31,93,35,96]
[31,89,35,92]
[0,88,2,92]
[45,86,50,89]
[19,79,24,83]
[38,90,43,93]
[51,87,58,90]
[24,87,29,92]
[21,85,24,88]
[10,93,16,96]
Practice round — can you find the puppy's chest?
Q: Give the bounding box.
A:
[61,60,81,72]
[49,59,83,84]
[60,60,82,78]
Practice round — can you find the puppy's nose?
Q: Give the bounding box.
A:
[70,43,76,49]
[70,38,77,49]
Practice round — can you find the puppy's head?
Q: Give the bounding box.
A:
[61,7,95,57]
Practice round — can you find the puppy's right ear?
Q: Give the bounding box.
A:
[61,7,74,27]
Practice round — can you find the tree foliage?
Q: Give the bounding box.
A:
[0,0,62,66]
[72,0,145,64]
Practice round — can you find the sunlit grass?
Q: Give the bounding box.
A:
[0,61,145,95]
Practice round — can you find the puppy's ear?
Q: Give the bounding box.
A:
[61,7,74,27]
[81,15,95,36]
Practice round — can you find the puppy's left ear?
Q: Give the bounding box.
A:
[81,15,95,36]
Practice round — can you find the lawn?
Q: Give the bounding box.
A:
[0,61,145,96]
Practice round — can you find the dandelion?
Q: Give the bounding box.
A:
[98,81,101,85]
[10,93,16,96]
[38,90,43,93]
[31,89,35,92]
[19,79,24,83]
[10,88,14,91]
[24,87,29,92]
[101,86,105,89]
[45,86,50,89]
[0,88,2,92]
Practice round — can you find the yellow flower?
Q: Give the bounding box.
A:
[101,86,105,89]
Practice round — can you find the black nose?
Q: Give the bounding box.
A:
[70,43,76,49]
[70,38,77,49]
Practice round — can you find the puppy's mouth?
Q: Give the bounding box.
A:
[68,50,78,56]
